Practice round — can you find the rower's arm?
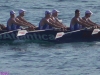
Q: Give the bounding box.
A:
[19,17,28,23]
[12,19,28,27]
[56,18,67,28]
[45,19,61,28]
[16,18,32,27]
[74,18,90,27]
[80,18,94,26]
[20,17,36,27]
[50,18,66,28]
[17,17,36,28]
[88,19,98,25]
[49,19,62,27]
[79,18,86,23]
[55,18,63,24]
[15,18,24,24]
[55,18,65,27]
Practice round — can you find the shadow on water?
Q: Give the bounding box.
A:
[0,39,99,46]
[0,39,99,52]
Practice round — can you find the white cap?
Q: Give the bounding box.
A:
[52,9,60,14]
[19,9,26,14]
[45,10,51,15]
[85,10,93,14]
[10,10,15,14]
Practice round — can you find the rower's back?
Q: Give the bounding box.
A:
[7,10,17,31]
[70,9,82,31]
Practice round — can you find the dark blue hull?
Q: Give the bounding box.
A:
[56,29,100,43]
[0,30,59,43]
[0,29,100,43]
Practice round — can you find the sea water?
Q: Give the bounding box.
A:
[0,0,100,75]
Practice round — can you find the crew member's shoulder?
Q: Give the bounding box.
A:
[8,18,15,23]
[40,17,46,22]
[17,15,22,19]
[72,16,77,19]
[9,17,14,21]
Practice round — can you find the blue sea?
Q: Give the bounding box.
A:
[0,0,100,75]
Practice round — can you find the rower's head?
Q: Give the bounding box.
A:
[19,9,26,16]
[85,10,93,17]
[10,10,16,18]
[52,9,60,17]
[75,9,80,17]
[45,10,51,18]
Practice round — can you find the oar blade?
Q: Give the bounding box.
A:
[92,29,100,35]
[17,30,28,36]
[55,32,64,39]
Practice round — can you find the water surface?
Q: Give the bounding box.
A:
[0,0,100,75]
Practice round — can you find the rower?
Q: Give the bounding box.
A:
[70,9,90,31]
[16,9,36,30]
[51,9,67,30]
[7,10,29,31]
[38,10,61,30]
[0,24,6,30]
[82,10,99,28]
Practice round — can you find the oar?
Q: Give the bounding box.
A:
[0,29,21,36]
[55,27,95,39]
[0,31,13,35]
[0,29,28,37]
[17,30,46,36]
[0,29,27,37]
[17,28,62,36]
[17,30,28,36]
[92,29,100,35]
[55,29,85,39]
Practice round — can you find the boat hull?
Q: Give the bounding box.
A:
[0,30,59,43]
[56,29,100,43]
[0,29,100,43]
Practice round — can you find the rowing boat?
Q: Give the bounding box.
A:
[0,29,61,43]
[0,28,100,43]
